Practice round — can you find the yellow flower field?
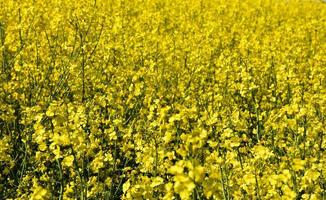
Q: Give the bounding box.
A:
[0,0,325,199]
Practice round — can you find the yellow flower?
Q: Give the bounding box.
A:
[189,166,205,183]
[169,162,184,175]
[91,153,104,173]
[252,145,273,160]
[293,158,306,171]
[31,179,48,200]
[281,185,296,200]
[62,155,74,167]
[150,177,164,188]
[302,169,320,183]
[174,175,196,200]
[123,179,131,193]
[163,131,174,144]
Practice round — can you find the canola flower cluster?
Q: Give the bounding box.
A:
[0,0,326,199]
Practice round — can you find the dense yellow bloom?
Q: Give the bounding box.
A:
[0,0,325,199]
